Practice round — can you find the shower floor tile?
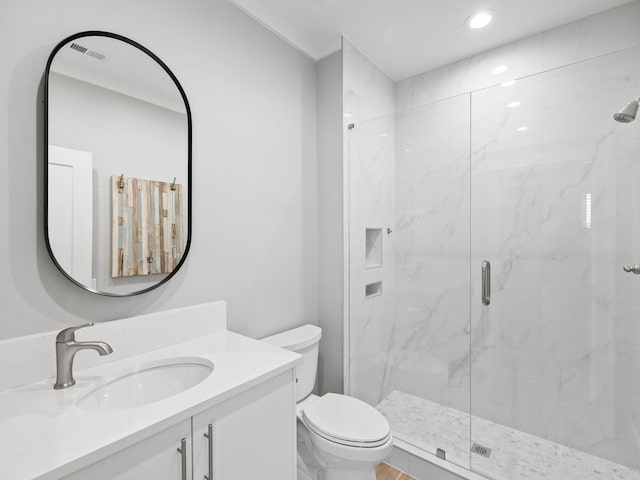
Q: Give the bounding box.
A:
[377,391,639,480]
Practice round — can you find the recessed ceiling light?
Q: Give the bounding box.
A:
[507,101,521,108]
[491,65,508,75]
[466,11,494,29]
[516,126,529,132]
[500,79,517,87]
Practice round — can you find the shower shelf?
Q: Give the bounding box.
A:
[365,281,382,299]
[365,228,383,268]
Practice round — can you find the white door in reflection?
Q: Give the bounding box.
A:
[48,145,93,288]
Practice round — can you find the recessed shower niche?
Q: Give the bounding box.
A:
[365,228,383,268]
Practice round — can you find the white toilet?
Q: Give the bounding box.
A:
[262,325,393,480]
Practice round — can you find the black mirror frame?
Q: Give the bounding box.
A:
[43,31,193,297]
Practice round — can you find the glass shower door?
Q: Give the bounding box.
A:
[370,94,473,470]
[470,45,640,480]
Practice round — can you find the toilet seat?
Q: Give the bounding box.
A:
[301,393,391,448]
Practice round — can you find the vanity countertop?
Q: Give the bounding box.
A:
[0,330,301,480]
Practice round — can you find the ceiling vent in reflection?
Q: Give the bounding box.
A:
[86,50,106,61]
[69,42,87,53]
[69,43,106,61]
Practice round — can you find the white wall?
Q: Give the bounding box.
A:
[316,51,343,394]
[0,0,317,340]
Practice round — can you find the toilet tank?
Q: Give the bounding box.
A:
[261,325,321,402]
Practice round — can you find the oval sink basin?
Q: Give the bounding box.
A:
[76,357,214,411]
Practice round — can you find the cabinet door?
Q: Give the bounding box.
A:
[192,371,296,480]
[63,419,192,480]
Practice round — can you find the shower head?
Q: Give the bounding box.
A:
[614,97,640,123]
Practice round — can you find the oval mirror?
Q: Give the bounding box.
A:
[44,31,192,296]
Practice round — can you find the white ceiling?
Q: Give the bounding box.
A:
[228,0,635,80]
[51,35,186,113]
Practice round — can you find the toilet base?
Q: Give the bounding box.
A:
[297,420,391,480]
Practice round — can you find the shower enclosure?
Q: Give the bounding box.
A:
[347,44,640,479]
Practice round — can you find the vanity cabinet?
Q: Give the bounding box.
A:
[63,419,192,480]
[61,371,295,480]
[192,370,296,479]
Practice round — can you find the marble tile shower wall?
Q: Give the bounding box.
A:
[391,94,471,417]
[348,116,396,405]
[344,0,640,472]
[343,38,396,402]
[343,38,395,125]
[470,46,640,468]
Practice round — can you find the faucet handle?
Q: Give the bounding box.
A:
[56,322,95,343]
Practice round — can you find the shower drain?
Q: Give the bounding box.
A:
[471,443,492,459]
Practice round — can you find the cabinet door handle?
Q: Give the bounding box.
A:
[481,260,491,306]
[177,437,187,480]
[204,423,214,480]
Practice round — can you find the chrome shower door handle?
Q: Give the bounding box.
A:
[482,261,491,305]
[623,264,640,274]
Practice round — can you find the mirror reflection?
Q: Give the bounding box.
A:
[45,32,191,296]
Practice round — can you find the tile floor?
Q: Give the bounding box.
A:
[377,391,639,480]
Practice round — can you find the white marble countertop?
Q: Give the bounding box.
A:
[0,330,301,480]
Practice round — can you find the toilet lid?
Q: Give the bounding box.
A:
[302,393,390,446]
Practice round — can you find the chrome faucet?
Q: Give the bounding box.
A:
[54,322,113,390]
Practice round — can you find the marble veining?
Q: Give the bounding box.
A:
[343,38,397,403]
[469,44,640,468]
[378,391,640,480]
[349,12,640,475]
[348,114,396,405]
